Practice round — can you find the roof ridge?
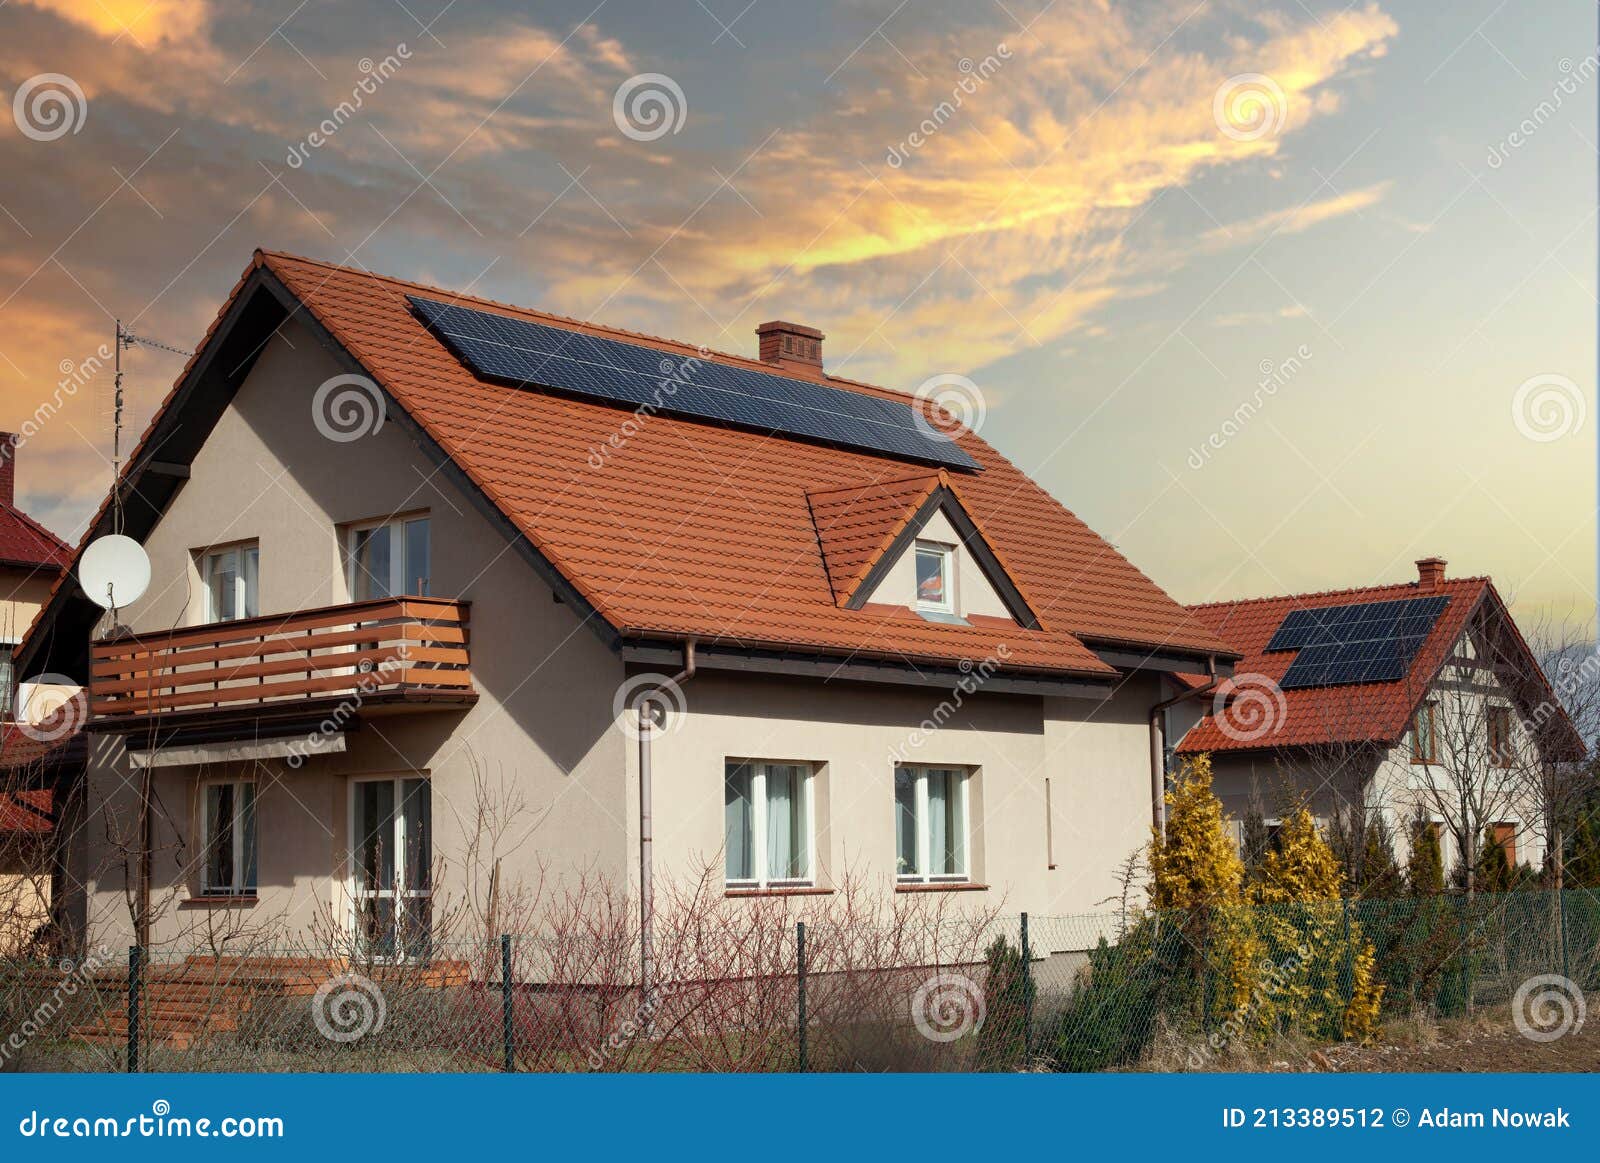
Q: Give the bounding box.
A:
[0,501,72,554]
[1187,575,1490,611]
[258,249,926,410]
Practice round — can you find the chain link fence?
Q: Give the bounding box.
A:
[2,890,1594,1073]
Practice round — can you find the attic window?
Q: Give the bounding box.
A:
[915,541,953,614]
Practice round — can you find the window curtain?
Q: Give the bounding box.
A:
[927,769,964,876]
[240,782,258,892]
[765,764,806,881]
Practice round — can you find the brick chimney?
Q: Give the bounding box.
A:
[1416,556,1446,591]
[0,432,15,509]
[756,321,824,370]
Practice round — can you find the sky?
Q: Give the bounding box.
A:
[0,0,1593,633]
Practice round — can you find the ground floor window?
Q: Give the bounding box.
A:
[724,761,813,887]
[201,780,257,896]
[351,775,432,960]
[895,766,969,882]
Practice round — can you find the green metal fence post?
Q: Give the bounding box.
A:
[1020,912,1033,1067]
[500,934,515,1073]
[126,945,141,1074]
[795,921,807,1073]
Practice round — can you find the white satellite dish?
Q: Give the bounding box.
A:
[79,534,151,609]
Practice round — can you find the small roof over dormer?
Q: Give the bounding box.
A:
[807,471,1040,629]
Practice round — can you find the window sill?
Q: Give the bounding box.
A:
[180,895,259,909]
[895,882,987,893]
[724,886,833,898]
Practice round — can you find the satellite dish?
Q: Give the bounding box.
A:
[79,534,151,609]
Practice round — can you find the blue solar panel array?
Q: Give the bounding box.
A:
[408,297,979,471]
[1266,596,1450,689]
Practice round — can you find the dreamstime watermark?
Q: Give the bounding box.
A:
[887,645,1011,767]
[1486,54,1598,169]
[285,46,411,169]
[284,647,410,768]
[884,45,1011,169]
[912,373,987,443]
[15,673,89,744]
[586,979,681,1069]
[16,1101,284,1139]
[1213,73,1287,142]
[11,73,87,142]
[613,673,689,742]
[1511,973,1585,1043]
[1185,944,1310,1068]
[1211,673,1288,744]
[586,347,711,469]
[910,972,986,1043]
[612,73,687,142]
[312,973,386,1043]
[4,344,114,459]
[1186,345,1311,470]
[0,947,111,1068]
[312,373,386,442]
[1511,373,1584,442]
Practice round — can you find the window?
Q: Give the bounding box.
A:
[914,541,953,613]
[351,776,432,960]
[895,765,969,882]
[348,515,431,600]
[200,780,258,896]
[202,544,259,622]
[1488,706,1514,767]
[1410,703,1438,764]
[0,646,13,719]
[724,761,813,887]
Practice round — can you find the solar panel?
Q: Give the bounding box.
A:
[1269,595,1450,690]
[408,296,980,471]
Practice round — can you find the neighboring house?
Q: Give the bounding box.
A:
[0,434,73,713]
[1170,558,1582,876]
[0,440,78,955]
[17,249,1236,957]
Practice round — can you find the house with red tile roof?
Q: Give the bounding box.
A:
[19,249,1240,955]
[0,439,75,953]
[1169,558,1583,879]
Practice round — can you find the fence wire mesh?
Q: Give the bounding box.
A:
[1,890,1594,1073]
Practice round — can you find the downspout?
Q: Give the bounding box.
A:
[1148,656,1220,839]
[638,637,696,1006]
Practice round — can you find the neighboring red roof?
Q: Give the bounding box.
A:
[1176,575,1496,753]
[24,249,1237,684]
[0,501,70,572]
[0,787,52,833]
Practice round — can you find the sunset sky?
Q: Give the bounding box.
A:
[0,0,1593,630]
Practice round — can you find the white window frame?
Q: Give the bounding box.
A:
[895,765,971,884]
[201,542,259,623]
[723,760,816,890]
[913,540,956,615]
[345,513,431,600]
[346,773,433,962]
[198,778,257,897]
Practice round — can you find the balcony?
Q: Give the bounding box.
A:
[89,597,475,732]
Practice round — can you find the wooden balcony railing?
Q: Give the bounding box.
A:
[90,597,473,721]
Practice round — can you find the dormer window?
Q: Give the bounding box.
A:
[915,541,954,614]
